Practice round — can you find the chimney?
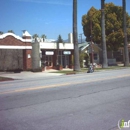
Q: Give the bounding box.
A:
[68,33,73,43]
[22,30,31,39]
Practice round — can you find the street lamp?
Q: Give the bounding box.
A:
[90,36,94,67]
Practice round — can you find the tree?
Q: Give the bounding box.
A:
[57,35,63,44]
[41,34,47,42]
[32,34,39,39]
[123,0,129,66]
[101,0,108,68]
[0,31,3,35]
[8,30,14,34]
[82,3,130,51]
[56,35,63,65]
[73,0,81,71]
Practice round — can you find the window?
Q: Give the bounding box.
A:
[94,54,98,60]
[42,55,52,66]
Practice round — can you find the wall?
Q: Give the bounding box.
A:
[0,49,23,70]
[0,32,32,71]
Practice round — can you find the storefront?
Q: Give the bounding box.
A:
[41,50,54,69]
[41,49,73,70]
[30,32,75,71]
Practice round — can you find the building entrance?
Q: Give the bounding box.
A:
[62,55,69,68]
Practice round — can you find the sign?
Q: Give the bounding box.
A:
[63,51,71,55]
[28,54,31,58]
[45,51,54,55]
[118,119,130,129]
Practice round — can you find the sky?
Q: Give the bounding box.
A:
[1,0,130,40]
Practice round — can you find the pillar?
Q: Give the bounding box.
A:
[32,39,41,70]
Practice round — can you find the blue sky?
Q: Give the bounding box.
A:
[1,0,130,40]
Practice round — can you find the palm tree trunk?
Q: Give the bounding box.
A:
[123,0,129,66]
[101,0,108,68]
[73,0,80,71]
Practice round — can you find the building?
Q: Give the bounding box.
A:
[0,31,32,71]
[1,30,129,71]
[78,42,130,66]
[0,31,74,71]
[78,42,101,67]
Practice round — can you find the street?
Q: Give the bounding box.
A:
[0,69,130,130]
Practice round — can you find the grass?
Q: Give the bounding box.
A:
[51,70,76,74]
[49,68,87,75]
[94,65,130,71]
[49,65,130,74]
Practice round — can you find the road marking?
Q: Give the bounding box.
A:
[0,74,130,95]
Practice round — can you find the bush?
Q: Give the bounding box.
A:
[79,52,85,68]
[6,68,23,73]
[86,53,90,67]
[32,68,42,72]
[14,68,23,73]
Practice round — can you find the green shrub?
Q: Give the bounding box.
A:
[32,68,42,72]
[79,52,85,68]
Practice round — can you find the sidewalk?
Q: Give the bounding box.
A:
[0,69,64,80]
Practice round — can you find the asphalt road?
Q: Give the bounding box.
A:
[0,69,130,130]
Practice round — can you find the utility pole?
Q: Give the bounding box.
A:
[90,17,94,67]
[73,0,81,71]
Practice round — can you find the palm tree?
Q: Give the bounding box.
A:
[8,30,14,34]
[73,0,80,71]
[123,0,129,66]
[41,34,47,42]
[32,34,39,39]
[101,0,108,68]
[0,31,3,35]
